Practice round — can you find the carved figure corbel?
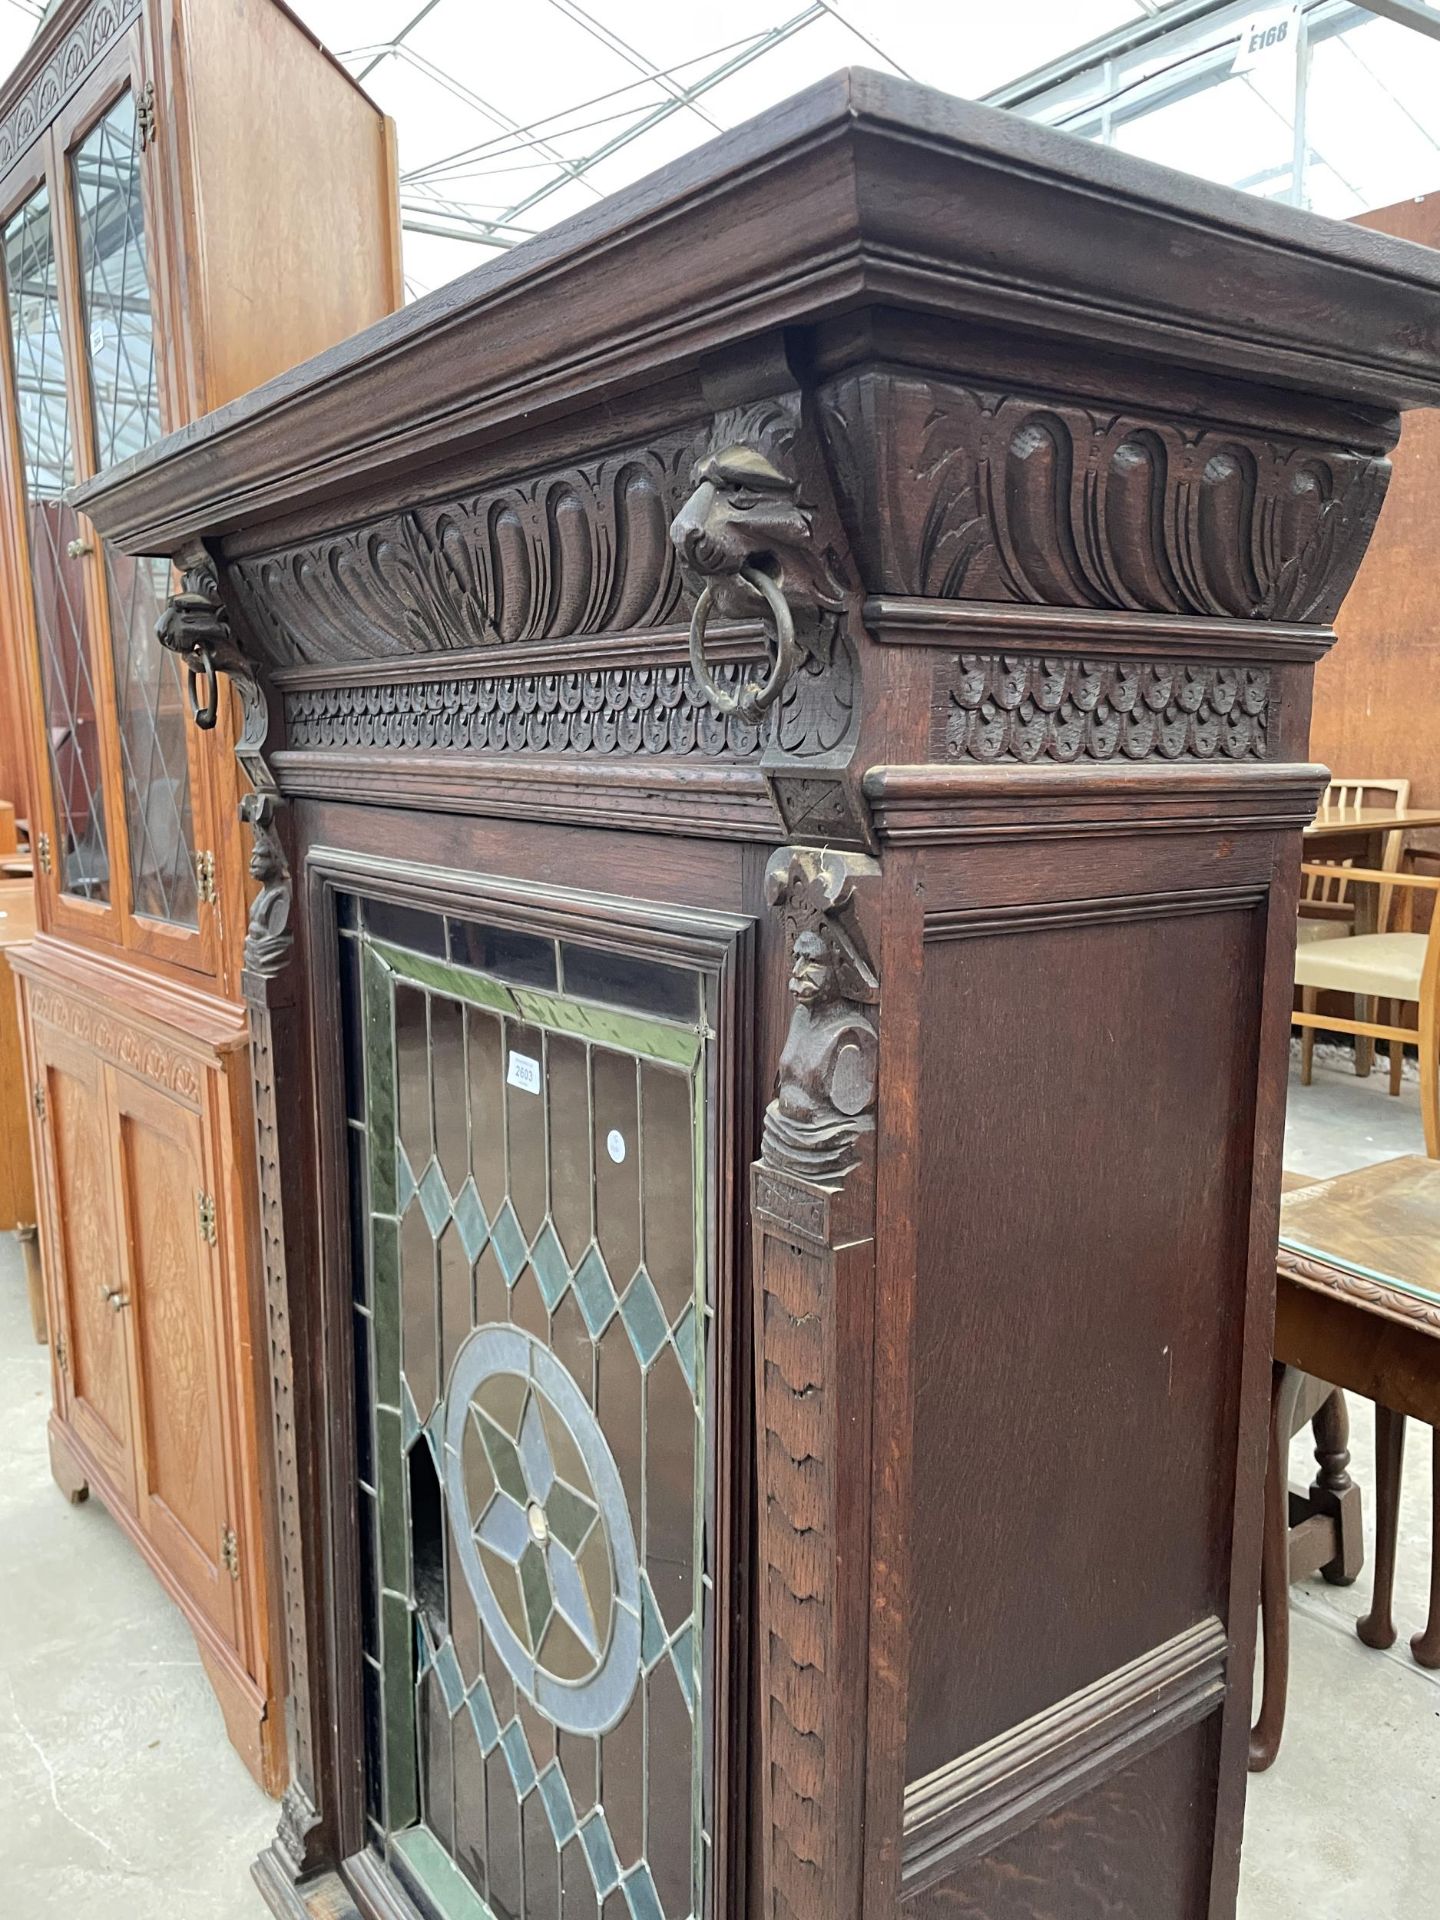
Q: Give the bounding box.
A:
[669,398,849,727]
[156,546,292,976]
[761,845,880,1183]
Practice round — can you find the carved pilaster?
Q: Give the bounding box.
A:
[751,845,879,1920]
[158,553,322,1878]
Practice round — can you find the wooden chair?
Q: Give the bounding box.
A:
[1293,865,1440,1156]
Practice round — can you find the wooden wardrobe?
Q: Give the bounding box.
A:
[0,0,401,1793]
[80,65,1440,1920]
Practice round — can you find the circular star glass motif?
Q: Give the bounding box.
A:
[444,1325,641,1735]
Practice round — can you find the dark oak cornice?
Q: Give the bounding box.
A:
[77,66,1440,558]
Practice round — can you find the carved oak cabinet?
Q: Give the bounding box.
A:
[80,71,1440,1920]
[0,0,401,1793]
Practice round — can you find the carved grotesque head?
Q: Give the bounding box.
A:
[788,928,836,1006]
[669,440,817,620]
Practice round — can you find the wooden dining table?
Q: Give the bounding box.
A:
[1250,1157,1440,1769]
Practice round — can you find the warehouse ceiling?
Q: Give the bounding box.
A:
[6,2,1440,303]
[282,0,1188,297]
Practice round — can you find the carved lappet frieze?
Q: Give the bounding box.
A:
[281,648,855,764]
[940,654,1270,763]
[761,845,879,1183]
[228,437,697,667]
[819,370,1391,624]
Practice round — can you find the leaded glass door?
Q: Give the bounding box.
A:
[341,895,720,1920]
[0,37,217,972]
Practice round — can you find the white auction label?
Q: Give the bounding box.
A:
[506,1051,542,1095]
[605,1129,627,1165]
[1232,5,1298,75]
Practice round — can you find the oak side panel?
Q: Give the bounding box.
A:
[902,1720,1217,1920]
[174,0,401,415]
[908,901,1263,1776]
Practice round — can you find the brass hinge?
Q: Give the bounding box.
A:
[36,832,52,875]
[195,849,217,905]
[55,1334,67,1373]
[197,1189,218,1245]
[220,1525,240,1580]
[136,80,157,150]
[32,1082,45,1121]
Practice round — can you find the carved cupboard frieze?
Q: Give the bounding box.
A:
[22,980,207,1103]
[819,370,1391,623]
[938,654,1271,764]
[0,0,143,169]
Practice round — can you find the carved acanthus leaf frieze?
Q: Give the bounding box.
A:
[819,370,1390,624]
[761,846,879,1183]
[228,438,697,668]
[941,654,1270,763]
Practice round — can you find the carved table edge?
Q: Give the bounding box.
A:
[899,1616,1228,1896]
[1277,1248,1440,1335]
[863,596,1336,663]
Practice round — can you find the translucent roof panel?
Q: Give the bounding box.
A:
[284,0,1174,297]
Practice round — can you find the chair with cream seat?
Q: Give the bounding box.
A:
[1293,865,1440,1157]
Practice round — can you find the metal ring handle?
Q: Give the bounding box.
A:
[688,563,797,725]
[186,641,219,731]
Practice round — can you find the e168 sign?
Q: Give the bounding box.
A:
[1232,5,1299,75]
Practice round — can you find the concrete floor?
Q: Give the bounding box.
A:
[0,1236,274,1917]
[1239,1052,1440,1920]
[0,1051,1434,1917]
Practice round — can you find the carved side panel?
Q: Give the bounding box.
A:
[818,370,1390,624]
[937,655,1271,764]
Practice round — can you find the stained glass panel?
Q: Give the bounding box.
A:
[72,90,197,928]
[1,185,109,901]
[341,900,713,1920]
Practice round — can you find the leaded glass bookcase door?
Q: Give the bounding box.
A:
[338,891,743,1920]
[0,36,216,974]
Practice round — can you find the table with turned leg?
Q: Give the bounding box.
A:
[1252,1157,1440,1769]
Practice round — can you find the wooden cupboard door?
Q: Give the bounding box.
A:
[30,1020,135,1507]
[109,1067,238,1648]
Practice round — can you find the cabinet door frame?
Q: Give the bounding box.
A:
[302,843,756,1915]
[49,36,220,979]
[106,1056,240,1650]
[0,129,124,950]
[27,1014,137,1510]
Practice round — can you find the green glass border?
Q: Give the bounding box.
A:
[372,939,704,1068]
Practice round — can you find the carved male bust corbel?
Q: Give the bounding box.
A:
[761,846,879,1183]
